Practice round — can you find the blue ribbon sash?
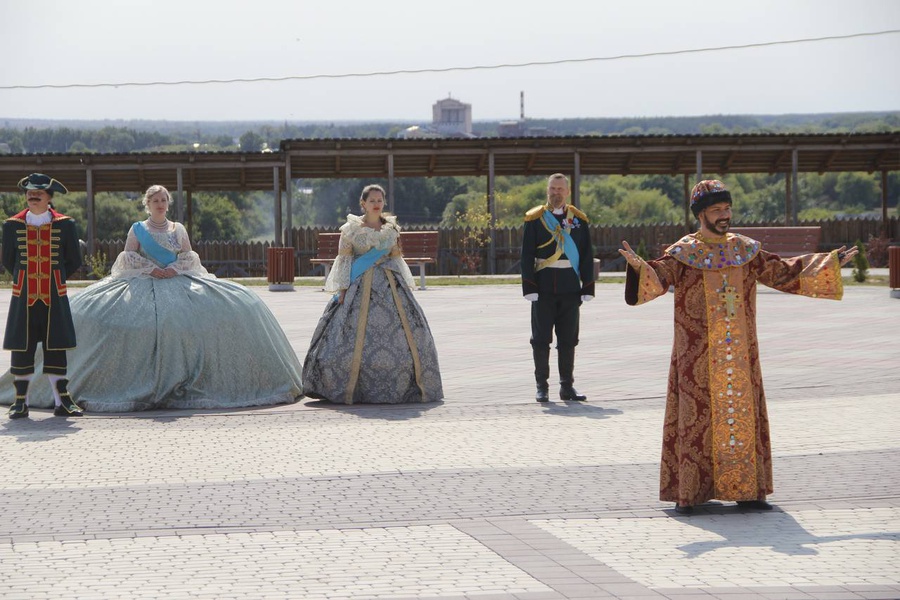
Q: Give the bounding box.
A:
[350,246,389,283]
[132,222,177,267]
[541,210,581,283]
[332,245,390,303]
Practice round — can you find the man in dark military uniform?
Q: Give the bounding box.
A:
[521,173,595,403]
[3,173,83,418]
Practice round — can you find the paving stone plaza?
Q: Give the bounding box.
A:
[0,279,898,600]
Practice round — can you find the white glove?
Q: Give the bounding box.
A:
[581,295,593,302]
[524,293,539,302]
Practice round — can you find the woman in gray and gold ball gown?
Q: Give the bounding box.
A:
[0,185,303,411]
[302,184,443,404]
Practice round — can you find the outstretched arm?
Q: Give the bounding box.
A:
[755,245,854,301]
[621,240,679,306]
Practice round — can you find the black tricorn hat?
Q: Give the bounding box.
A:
[18,173,68,195]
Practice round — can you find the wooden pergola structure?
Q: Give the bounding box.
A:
[1,132,898,271]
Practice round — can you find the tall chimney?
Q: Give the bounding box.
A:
[520,91,525,120]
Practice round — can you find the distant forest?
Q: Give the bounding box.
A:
[3,111,900,153]
[0,112,897,241]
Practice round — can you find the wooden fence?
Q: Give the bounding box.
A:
[12,216,897,279]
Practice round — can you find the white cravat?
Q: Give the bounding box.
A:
[25,211,52,226]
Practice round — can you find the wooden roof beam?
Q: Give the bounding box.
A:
[818,150,838,174]
[428,153,436,175]
[721,151,736,173]
[870,149,889,172]
[771,149,790,172]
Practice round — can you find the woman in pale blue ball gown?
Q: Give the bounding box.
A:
[302,184,443,404]
[0,185,303,412]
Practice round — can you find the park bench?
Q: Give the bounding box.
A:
[309,230,439,290]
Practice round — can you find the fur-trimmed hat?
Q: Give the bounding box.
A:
[690,179,731,217]
[18,173,68,195]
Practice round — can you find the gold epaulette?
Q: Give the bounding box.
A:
[568,205,589,223]
[524,205,546,222]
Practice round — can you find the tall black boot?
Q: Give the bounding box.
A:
[8,379,29,419]
[532,345,551,402]
[558,346,586,401]
[53,379,83,417]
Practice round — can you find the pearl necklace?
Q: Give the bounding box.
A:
[147,218,170,231]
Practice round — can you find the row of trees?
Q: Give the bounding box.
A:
[3,111,898,154]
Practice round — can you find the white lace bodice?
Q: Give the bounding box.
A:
[110,221,211,279]
[325,214,417,292]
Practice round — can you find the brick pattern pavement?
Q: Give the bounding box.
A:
[0,285,898,600]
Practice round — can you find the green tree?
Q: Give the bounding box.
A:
[835,172,879,211]
[193,194,246,240]
[239,131,265,152]
[614,189,681,223]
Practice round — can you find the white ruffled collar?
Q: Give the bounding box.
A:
[344,213,398,231]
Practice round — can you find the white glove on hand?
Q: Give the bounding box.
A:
[524,293,539,302]
[581,295,593,302]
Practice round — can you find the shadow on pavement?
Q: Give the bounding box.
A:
[303,399,444,420]
[1,413,82,442]
[540,401,623,419]
[675,507,900,557]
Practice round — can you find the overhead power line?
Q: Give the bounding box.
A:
[1,29,897,91]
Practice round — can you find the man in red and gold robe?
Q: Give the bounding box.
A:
[3,173,83,419]
[619,180,857,514]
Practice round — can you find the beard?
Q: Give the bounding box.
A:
[702,214,731,235]
[548,194,566,208]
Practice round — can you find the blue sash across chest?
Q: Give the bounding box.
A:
[541,210,581,284]
[132,222,177,267]
[350,246,389,282]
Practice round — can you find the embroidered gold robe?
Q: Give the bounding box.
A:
[625,233,843,506]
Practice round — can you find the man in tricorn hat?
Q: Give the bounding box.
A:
[619,179,858,515]
[3,173,83,418]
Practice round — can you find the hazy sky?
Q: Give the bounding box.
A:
[2,0,899,123]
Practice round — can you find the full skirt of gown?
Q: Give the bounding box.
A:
[302,265,443,404]
[0,275,303,411]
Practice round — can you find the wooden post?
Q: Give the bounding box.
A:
[882,170,890,239]
[186,190,193,240]
[791,148,799,226]
[488,150,496,275]
[85,167,95,258]
[785,170,792,225]
[683,173,691,233]
[696,150,703,183]
[273,166,282,247]
[387,154,395,213]
[572,151,581,208]
[175,168,184,223]
[285,156,293,244]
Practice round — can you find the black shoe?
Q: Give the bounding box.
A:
[559,385,586,401]
[535,387,550,403]
[54,398,83,417]
[736,500,773,511]
[674,504,694,515]
[8,400,29,419]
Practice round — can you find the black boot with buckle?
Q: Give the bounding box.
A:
[8,379,30,419]
[53,379,83,417]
